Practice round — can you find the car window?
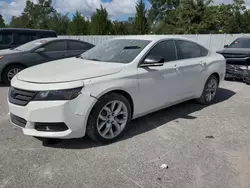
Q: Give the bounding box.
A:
[228,38,250,48]
[146,40,177,62]
[0,33,12,45]
[68,41,90,50]
[43,41,66,52]
[80,39,151,64]
[175,40,205,59]
[15,33,33,44]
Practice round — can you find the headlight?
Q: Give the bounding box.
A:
[33,87,83,101]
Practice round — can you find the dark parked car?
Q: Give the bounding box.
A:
[217,36,250,83]
[0,28,57,50]
[0,38,95,84]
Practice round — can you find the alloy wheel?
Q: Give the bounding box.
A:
[7,68,22,81]
[97,100,128,139]
[205,78,218,102]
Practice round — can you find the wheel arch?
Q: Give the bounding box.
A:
[91,89,134,118]
[210,72,220,83]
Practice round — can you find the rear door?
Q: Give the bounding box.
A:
[67,40,93,57]
[174,39,209,96]
[41,40,68,61]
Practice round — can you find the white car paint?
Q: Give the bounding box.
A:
[7,35,226,139]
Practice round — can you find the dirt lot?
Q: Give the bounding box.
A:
[0,80,249,188]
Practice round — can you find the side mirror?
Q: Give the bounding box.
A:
[35,48,46,53]
[140,56,165,67]
[224,45,229,48]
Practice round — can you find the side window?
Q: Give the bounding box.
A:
[175,40,206,59]
[146,40,177,62]
[68,41,90,50]
[16,33,32,44]
[0,33,12,45]
[43,41,67,52]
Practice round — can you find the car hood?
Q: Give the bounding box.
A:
[16,57,125,83]
[217,48,250,55]
[0,49,23,56]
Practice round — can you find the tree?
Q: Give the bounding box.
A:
[134,0,149,34]
[90,5,112,35]
[67,10,89,35]
[48,12,70,35]
[176,0,213,34]
[10,0,55,29]
[0,14,5,28]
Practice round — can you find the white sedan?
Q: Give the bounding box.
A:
[7,36,226,143]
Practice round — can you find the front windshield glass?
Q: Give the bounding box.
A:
[80,39,151,63]
[228,38,250,48]
[14,39,46,51]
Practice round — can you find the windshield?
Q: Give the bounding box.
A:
[228,38,250,48]
[14,39,46,51]
[80,39,151,63]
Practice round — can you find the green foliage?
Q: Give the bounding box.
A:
[5,0,250,35]
[90,6,112,35]
[0,14,5,28]
[68,10,89,35]
[134,0,149,34]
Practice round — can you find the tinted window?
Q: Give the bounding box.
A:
[229,38,250,48]
[44,41,66,52]
[146,40,177,62]
[16,33,32,44]
[80,39,151,64]
[68,41,90,50]
[175,40,205,59]
[0,33,12,45]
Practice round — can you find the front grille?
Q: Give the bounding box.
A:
[35,122,69,132]
[10,113,27,128]
[8,87,37,106]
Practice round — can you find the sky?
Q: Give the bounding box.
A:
[0,0,248,23]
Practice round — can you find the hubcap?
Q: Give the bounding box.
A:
[205,78,217,102]
[7,68,22,81]
[97,100,128,139]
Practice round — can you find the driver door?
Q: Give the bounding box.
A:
[136,40,183,114]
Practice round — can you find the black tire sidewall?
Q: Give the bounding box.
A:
[87,93,132,144]
[2,65,25,85]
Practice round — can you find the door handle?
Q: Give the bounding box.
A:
[200,61,207,67]
[173,64,179,70]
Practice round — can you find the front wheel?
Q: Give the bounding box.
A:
[196,75,219,105]
[86,93,132,144]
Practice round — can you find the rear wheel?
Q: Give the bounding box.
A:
[2,65,25,85]
[86,93,131,144]
[196,75,219,105]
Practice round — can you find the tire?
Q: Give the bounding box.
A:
[86,93,132,144]
[2,65,25,85]
[196,75,219,105]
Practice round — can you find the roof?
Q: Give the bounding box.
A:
[0,28,56,32]
[113,35,196,42]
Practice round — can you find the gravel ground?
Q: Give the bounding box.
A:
[0,80,249,188]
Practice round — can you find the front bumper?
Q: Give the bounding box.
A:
[8,92,97,139]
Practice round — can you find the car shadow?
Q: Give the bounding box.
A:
[45,88,236,149]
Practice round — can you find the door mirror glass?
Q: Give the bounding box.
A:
[224,45,229,48]
[140,56,164,67]
[35,48,46,53]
